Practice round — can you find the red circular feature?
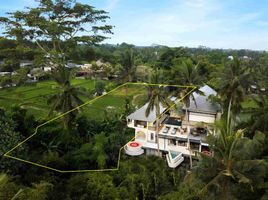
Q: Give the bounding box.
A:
[129,142,140,148]
[202,150,212,156]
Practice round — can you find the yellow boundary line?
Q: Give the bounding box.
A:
[3,82,196,173]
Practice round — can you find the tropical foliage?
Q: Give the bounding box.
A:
[0,1,267,200]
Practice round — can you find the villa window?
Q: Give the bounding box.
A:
[150,132,155,141]
[135,120,147,128]
[177,141,186,146]
[168,139,176,145]
[190,142,200,151]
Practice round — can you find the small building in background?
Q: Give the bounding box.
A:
[20,60,34,68]
[227,55,234,60]
[43,67,52,72]
[0,72,11,76]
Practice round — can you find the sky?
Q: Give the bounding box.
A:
[1,0,268,50]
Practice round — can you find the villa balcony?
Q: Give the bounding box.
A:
[158,124,188,139]
[134,120,147,129]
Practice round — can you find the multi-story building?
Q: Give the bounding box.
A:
[124,85,221,168]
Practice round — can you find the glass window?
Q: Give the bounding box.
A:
[150,133,154,141]
[178,141,186,146]
[190,142,200,151]
[168,139,176,145]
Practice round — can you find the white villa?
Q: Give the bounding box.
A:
[125,85,221,168]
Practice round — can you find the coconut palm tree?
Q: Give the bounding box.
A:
[90,132,108,169]
[243,94,268,135]
[212,57,251,129]
[145,69,170,156]
[170,59,204,168]
[47,67,88,128]
[0,173,24,199]
[197,119,266,199]
[119,48,136,100]
[170,59,203,121]
[119,48,136,83]
[41,139,63,156]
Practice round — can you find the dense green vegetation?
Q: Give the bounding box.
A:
[0,0,267,199]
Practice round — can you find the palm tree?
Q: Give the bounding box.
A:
[47,67,88,128]
[120,48,136,83]
[90,132,108,169]
[170,58,203,121]
[119,48,136,100]
[145,69,170,156]
[212,57,251,129]
[24,181,53,200]
[0,173,24,199]
[170,59,203,168]
[197,119,266,199]
[244,94,268,135]
[41,139,63,156]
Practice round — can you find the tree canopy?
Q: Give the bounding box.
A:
[0,0,113,66]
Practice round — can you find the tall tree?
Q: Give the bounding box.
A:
[212,57,251,129]
[0,0,112,127]
[0,173,24,200]
[23,181,53,200]
[244,94,268,135]
[170,58,203,168]
[170,58,203,121]
[119,48,136,83]
[0,109,25,171]
[119,48,136,103]
[145,69,170,156]
[196,120,266,200]
[47,67,88,128]
[0,0,112,67]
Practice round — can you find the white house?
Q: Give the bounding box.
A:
[20,60,34,68]
[43,67,52,72]
[81,63,92,69]
[125,85,221,168]
[0,72,11,76]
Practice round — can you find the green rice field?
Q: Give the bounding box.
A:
[0,79,96,119]
[0,79,148,120]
